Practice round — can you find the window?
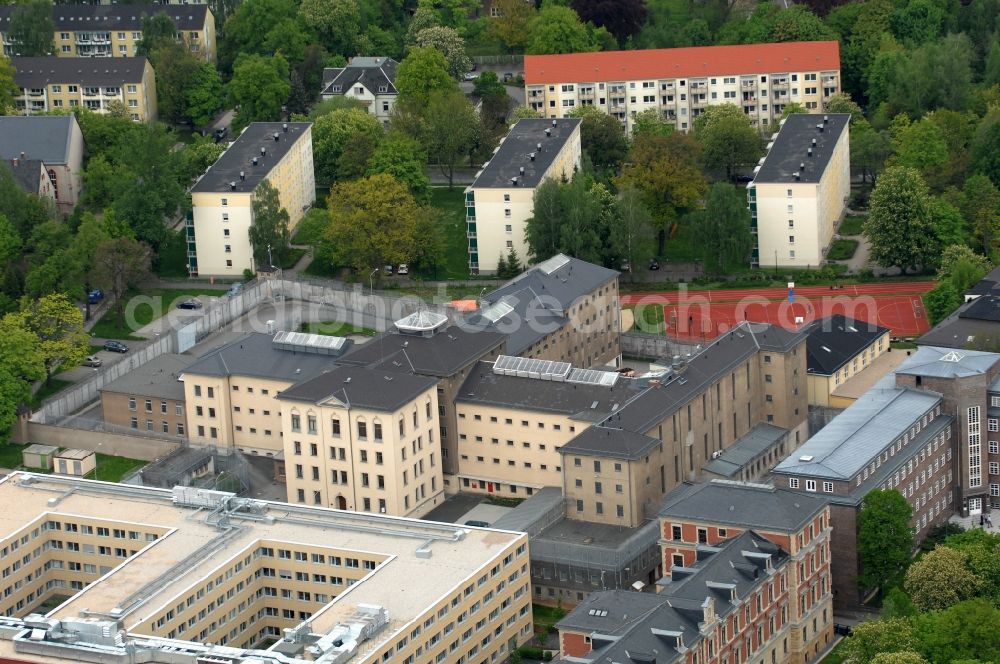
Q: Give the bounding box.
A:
[805,479,816,492]
[789,478,799,489]
[822,481,833,493]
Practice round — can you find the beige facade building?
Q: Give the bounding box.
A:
[0,4,216,61]
[0,473,532,664]
[277,365,443,518]
[750,113,851,269]
[181,332,349,475]
[189,122,314,277]
[805,314,891,407]
[0,114,84,213]
[320,57,398,126]
[12,56,157,121]
[465,119,581,273]
[454,322,810,527]
[100,353,191,437]
[524,41,841,133]
[478,254,621,368]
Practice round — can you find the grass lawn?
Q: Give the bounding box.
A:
[155,230,189,278]
[90,453,146,482]
[532,603,567,635]
[0,444,27,469]
[428,187,471,280]
[300,321,376,337]
[90,287,228,339]
[32,379,73,407]
[291,207,328,245]
[304,258,340,278]
[828,239,859,261]
[839,216,866,236]
[819,639,848,663]
[662,222,701,263]
[629,303,665,333]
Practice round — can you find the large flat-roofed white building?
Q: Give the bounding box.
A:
[465,118,581,273]
[188,122,314,277]
[524,41,841,133]
[0,473,532,664]
[749,113,850,269]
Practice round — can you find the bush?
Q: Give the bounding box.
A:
[828,239,860,260]
[242,268,255,281]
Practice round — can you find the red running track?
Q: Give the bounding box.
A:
[623,281,935,341]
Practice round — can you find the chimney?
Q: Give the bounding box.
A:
[229,181,236,191]
[807,148,813,157]
[552,119,557,127]
[273,132,279,142]
[282,123,288,133]
[511,176,518,186]
[11,158,17,167]
[519,166,524,175]
[811,138,817,147]
[544,128,551,137]
[252,157,258,166]
[239,171,245,181]
[19,151,25,159]
[261,146,266,156]
[536,142,542,152]
[529,152,536,161]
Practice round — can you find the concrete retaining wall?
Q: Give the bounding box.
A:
[15,422,181,461]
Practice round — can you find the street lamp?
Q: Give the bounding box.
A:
[267,244,273,270]
[369,268,379,329]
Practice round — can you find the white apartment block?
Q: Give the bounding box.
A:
[465,118,582,273]
[750,113,851,269]
[524,41,841,132]
[188,122,314,277]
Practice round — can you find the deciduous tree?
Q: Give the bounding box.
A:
[698,183,753,273]
[8,0,53,56]
[609,186,655,281]
[962,174,1000,254]
[692,104,763,182]
[16,293,88,383]
[905,547,982,611]
[365,135,430,202]
[298,0,360,55]
[321,174,434,272]
[312,108,384,186]
[414,26,471,79]
[840,618,917,664]
[136,12,178,56]
[228,53,291,131]
[864,166,939,272]
[857,489,914,593]
[248,180,290,270]
[396,46,456,107]
[424,90,477,188]
[0,56,20,114]
[489,0,535,51]
[527,4,599,55]
[567,105,628,169]
[631,109,675,139]
[92,237,152,331]
[571,0,647,44]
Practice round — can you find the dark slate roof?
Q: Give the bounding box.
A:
[191,122,311,194]
[0,4,209,30]
[805,314,888,376]
[470,118,581,189]
[277,365,437,411]
[321,57,397,97]
[701,423,789,478]
[184,333,340,382]
[0,115,76,165]
[100,354,192,401]
[966,266,1000,298]
[555,531,788,664]
[753,113,850,184]
[473,254,617,355]
[13,56,147,87]
[917,302,1000,349]
[559,425,661,460]
[7,158,44,194]
[337,324,505,378]
[455,360,640,419]
[658,480,827,532]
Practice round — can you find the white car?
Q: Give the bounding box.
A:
[397,264,409,275]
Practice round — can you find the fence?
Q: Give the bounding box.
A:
[32,281,266,424]
[621,332,704,362]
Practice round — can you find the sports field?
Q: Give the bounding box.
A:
[622,282,936,341]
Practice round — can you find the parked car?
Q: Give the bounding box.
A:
[87,289,104,304]
[176,299,203,310]
[83,355,102,368]
[397,263,409,275]
[834,624,853,637]
[736,174,754,183]
[463,72,478,81]
[227,282,244,297]
[649,259,661,271]
[104,340,128,353]
[464,520,490,528]
[383,264,394,275]
[620,261,630,273]
[213,127,229,143]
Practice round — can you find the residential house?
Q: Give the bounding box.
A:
[0,114,84,213]
[320,57,398,125]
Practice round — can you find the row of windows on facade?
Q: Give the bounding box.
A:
[539,73,830,95]
[457,412,576,431]
[289,404,433,438]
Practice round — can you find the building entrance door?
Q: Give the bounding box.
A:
[336,495,347,510]
[969,497,983,515]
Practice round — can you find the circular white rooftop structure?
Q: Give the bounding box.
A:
[394,311,449,335]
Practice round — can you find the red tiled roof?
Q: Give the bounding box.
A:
[524,41,840,85]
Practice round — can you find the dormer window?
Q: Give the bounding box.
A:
[331,85,341,93]
[378,85,388,93]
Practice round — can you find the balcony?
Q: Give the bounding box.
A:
[741,80,756,89]
[27,89,44,97]
[691,98,707,108]
[82,89,99,97]
[466,232,477,239]
[103,89,120,97]
[771,80,789,90]
[690,82,706,90]
[578,92,594,100]
[823,75,837,83]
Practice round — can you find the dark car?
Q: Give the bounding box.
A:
[87,288,104,304]
[213,127,229,143]
[736,174,755,183]
[834,623,853,637]
[649,259,661,271]
[176,299,203,310]
[104,340,128,353]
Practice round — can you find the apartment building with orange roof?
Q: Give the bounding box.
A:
[524,41,841,132]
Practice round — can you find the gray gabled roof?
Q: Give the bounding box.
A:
[184,333,340,382]
[701,423,789,478]
[805,314,889,376]
[100,353,192,401]
[470,118,581,189]
[772,387,941,480]
[12,57,148,88]
[277,365,437,411]
[321,57,398,97]
[658,479,827,532]
[7,158,44,194]
[0,115,77,165]
[338,324,505,378]
[753,113,850,184]
[559,425,661,460]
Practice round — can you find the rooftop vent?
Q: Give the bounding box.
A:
[544,128,551,137]
[536,142,542,152]
[811,138,817,146]
[282,123,288,133]
[510,176,518,186]
[817,123,824,133]
[252,157,258,166]
[260,146,266,156]
[273,132,279,142]
[229,181,236,191]
[529,152,536,161]
[823,115,829,123]
[519,166,524,175]
[799,455,815,462]
[807,148,813,157]
[239,171,245,181]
